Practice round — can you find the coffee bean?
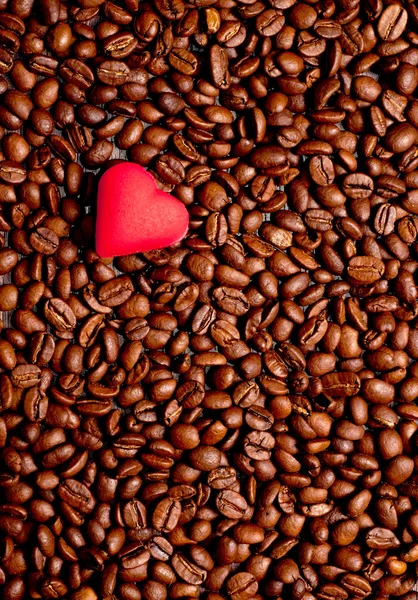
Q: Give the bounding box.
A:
[152,498,181,532]
[209,45,230,91]
[169,48,198,76]
[212,287,250,316]
[342,173,374,198]
[377,5,408,41]
[340,574,372,598]
[386,123,417,154]
[321,372,361,397]
[340,23,364,55]
[226,572,258,600]
[155,153,185,184]
[211,320,240,347]
[374,203,397,235]
[98,276,134,307]
[11,364,41,388]
[309,155,335,185]
[216,490,248,519]
[23,387,48,422]
[30,227,59,254]
[0,161,26,184]
[347,256,385,284]
[171,553,207,585]
[58,479,95,513]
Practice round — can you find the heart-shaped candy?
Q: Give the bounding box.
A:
[96,162,189,258]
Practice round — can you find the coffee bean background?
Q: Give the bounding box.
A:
[0,0,418,599]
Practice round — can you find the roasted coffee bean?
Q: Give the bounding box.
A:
[309,155,334,186]
[377,5,408,41]
[0,161,26,184]
[152,498,181,532]
[172,552,207,585]
[209,45,230,90]
[347,256,385,285]
[44,298,76,331]
[169,48,198,76]
[216,490,248,519]
[98,276,134,307]
[11,364,41,388]
[30,228,59,254]
[60,59,94,89]
[226,572,258,600]
[58,479,95,514]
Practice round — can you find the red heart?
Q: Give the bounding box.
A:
[96,162,189,258]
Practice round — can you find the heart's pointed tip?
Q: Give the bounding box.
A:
[95,209,189,258]
[95,241,114,260]
[95,216,190,258]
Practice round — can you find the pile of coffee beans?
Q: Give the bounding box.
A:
[1,0,418,599]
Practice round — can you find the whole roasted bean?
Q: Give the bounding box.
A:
[226,572,258,600]
[11,364,41,388]
[152,498,181,532]
[0,161,26,184]
[378,5,408,41]
[30,228,59,254]
[386,123,417,153]
[216,490,248,519]
[58,479,95,514]
[169,49,198,76]
[99,276,134,307]
[0,284,19,310]
[24,387,48,422]
[189,446,221,471]
[171,553,206,585]
[0,249,18,275]
[212,287,250,316]
[347,256,385,284]
[44,299,76,331]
